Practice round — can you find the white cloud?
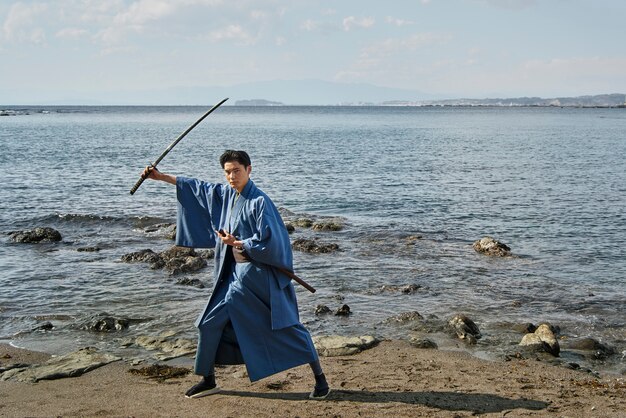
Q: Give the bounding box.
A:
[87,0,201,46]
[0,0,287,52]
[29,27,46,44]
[361,32,452,59]
[2,2,49,43]
[56,27,89,39]
[342,16,375,31]
[300,19,318,32]
[250,10,268,20]
[0,0,621,101]
[299,18,341,34]
[385,16,414,26]
[94,26,130,45]
[75,0,126,24]
[206,24,255,44]
[113,0,177,26]
[105,0,228,38]
[99,45,137,56]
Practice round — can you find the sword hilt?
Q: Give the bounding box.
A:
[129,165,153,195]
[129,176,145,195]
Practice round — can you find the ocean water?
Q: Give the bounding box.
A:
[1,105,625,374]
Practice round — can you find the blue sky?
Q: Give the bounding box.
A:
[1,0,625,103]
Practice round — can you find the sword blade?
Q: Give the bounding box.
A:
[130,97,229,195]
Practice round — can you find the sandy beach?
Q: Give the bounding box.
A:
[1,340,624,418]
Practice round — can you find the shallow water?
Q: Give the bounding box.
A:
[1,105,624,374]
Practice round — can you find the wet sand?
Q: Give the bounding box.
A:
[1,341,624,417]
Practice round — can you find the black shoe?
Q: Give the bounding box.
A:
[309,373,331,400]
[309,385,331,400]
[185,379,221,399]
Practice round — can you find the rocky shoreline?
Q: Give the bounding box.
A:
[4,310,618,384]
[1,339,625,417]
[4,221,625,380]
[3,218,626,416]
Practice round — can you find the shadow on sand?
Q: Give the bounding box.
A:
[220,389,549,414]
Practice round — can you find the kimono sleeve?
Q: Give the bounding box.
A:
[175,176,224,249]
[240,197,294,289]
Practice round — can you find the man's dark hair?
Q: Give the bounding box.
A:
[219,150,251,168]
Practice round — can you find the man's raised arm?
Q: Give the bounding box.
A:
[142,166,177,185]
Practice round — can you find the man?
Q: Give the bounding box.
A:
[142,150,329,399]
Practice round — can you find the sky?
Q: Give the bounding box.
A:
[1,0,625,104]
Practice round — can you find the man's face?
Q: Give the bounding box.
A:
[223,161,251,192]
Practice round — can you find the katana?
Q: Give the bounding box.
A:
[217,229,317,293]
[276,266,317,293]
[130,97,229,195]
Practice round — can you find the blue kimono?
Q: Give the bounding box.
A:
[175,176,318,382]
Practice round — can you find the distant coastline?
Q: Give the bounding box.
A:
[4,78,626,107]
[377,93,626,108]
[230,93,626,108]
[2,93,625,109]
[234,99,284,106]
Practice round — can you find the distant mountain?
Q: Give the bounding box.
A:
[4,79,435,105]
[147,79,437,106]
[116,84,626,107]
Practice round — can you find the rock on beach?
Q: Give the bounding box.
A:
[292,218,313,228]
[121,245,210,275]
[312,335,378,357]
[380,284,422,294]
[282,212,345,231]
[121,249,161,264]
[0,347,120,383]
[386,311,424,323]
[314,304,332,315]
[9,227,62,243]
[519,323,560,356]
[335,304,351,316]
[562,337,614,360]
[79,313,131,332]
[409,337,438,349]
[124,335,197,361]
[291,238,339,253]
[448,314,482,344]
[473,236,511,256]
[311,219,344,231]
